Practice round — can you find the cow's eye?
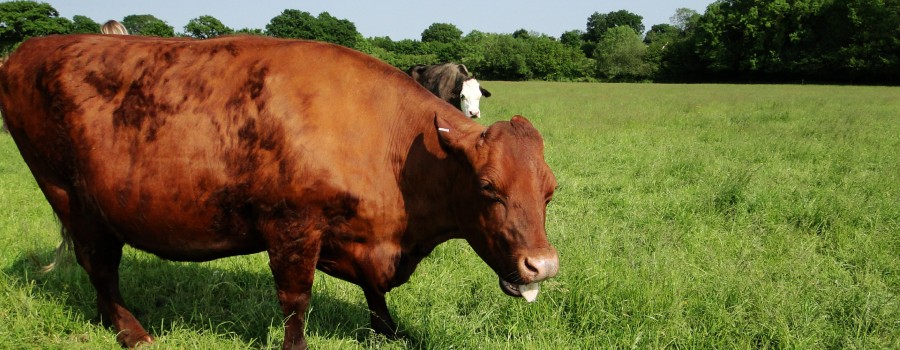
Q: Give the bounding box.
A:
[480,180,494,193]
[479,180,504,203]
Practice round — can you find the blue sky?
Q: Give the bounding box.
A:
[42,0,714,39]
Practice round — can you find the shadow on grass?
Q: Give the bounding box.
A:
[3,249,429,348]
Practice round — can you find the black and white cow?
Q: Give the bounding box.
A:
[407,63,491,118]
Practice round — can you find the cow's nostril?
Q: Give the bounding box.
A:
[524,257,540,276]
[520,254,559,282]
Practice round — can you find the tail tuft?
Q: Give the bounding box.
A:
[40,226,73,273]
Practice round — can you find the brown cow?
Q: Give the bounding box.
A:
[0,35,558,350]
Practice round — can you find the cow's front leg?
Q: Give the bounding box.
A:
[363,287,398,338]
[262,219,322,350]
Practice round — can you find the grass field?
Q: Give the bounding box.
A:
[1,82,898,349]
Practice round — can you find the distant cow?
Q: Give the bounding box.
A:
[0,35,558,350]
[407,63,491,118]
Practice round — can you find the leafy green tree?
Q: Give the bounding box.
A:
[267,10,316,39]
[367,47,439,70]
[521,34,594,81]
[584,10,644,43]
[375,37,440,68]
[594,26,654,81]
[184,15,233,39]
[390,39,431,56]
[686,0,900,82]
[643,23,680,75]
[369,36,396,51]
[560,29,585,48]
[421,23,462,43]
[670,8,700,32]
[422,40,466,62]
[0,1,71,55]
[649,6,705,82]
[71,15,100,34]
[465,33,529,80]
[266,10,359,48]
[235,28,265,35]
[122,14,175,37]
[461,32,592,81]
[825,0,899,83]
[315,12,359,48]
[512,29,531,39]
[644,24,681,47]
[583,10,644,58]
[362,36,439,69]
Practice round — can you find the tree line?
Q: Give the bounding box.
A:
[1,1,896,85]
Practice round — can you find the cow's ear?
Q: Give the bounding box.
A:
[480,87,492,97]
[435,113,484,160]
[457,64,470,76]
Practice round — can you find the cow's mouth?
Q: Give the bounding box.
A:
[499,278,541,302]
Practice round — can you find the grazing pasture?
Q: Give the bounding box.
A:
[1,82,898,349]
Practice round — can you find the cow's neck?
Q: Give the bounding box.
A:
[389,108,474,288]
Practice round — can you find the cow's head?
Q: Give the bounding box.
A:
[459,78,491,118]
[436,114,559,302]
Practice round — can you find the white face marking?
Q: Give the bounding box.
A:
[460,78,483,118]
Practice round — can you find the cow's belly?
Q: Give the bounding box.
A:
[88,179,268,261]
[74,147,271,261]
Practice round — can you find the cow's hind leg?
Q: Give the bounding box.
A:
[39,179,152,347]
[70,224,153,347]
[17,135,151,347]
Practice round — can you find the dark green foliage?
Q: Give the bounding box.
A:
[266,10,322,40]
[234,27,265,36]
[364,37,440,69]
[70,15,100,34]
[184,15,233,39]
[0,2,895,83]
[122,14,175,37]
[671,8,699,31]
[689,0,899,83]
[594,26,655,81]
[315,12,359,48]
[560,30,584,48]
[581,10,645,61]
[584,10,645,45]
[421,22,462,43]
[643,24,680,72]
[0,1,71,55]
[512,29,531,39]
[266,10,359,48]
[458,32,593,81]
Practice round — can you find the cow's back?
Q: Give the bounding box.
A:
[0,35,454,259]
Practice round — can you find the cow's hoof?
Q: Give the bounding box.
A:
[117,330,154,348]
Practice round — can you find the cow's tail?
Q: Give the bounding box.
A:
[40,222,73,273]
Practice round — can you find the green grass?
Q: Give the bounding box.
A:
[1,83,898,349]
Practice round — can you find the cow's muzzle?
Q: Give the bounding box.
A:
[499,249,559,302]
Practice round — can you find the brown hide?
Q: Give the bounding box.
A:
[0,35,557,350]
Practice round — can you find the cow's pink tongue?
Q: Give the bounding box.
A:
[519,283,540,302]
